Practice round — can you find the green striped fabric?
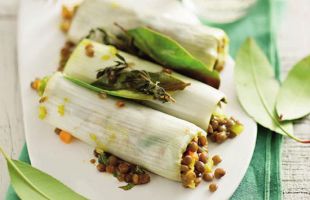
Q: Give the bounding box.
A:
[205,0,284,199]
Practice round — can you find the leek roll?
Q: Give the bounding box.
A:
[67,0,229,70]
[40,72,206,181]
[64,39,226,130]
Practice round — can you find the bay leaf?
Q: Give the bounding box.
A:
[276,55,310,120]
[0,147,86,200]
[127,27,220,88]
[235,38,309,143]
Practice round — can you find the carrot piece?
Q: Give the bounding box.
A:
[59,130,73,144]
[31,79,41,90]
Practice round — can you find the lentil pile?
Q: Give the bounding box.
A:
[181,134,227,191]
[58,41,76,71]
[93,149,151,187]
[207,114,243,144]
[180,134,210,188]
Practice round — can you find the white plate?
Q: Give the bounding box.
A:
[17,1,257,200]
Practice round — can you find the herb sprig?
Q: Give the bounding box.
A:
[92,54,185,103]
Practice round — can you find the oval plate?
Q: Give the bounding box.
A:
[17,0,257,199]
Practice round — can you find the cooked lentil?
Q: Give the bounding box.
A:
[116,101,125,108]
[209,183,218,192]
[93,149,151,187]
[207,115,243,143]
[188,142,198,152]
[203,172,214,182]
[181,155,192,165]
[195,161,205,173]
[212,155,222,165]
[54,128,62,135]
[85,44,95,57]
[96,163,106,172]
[180,134,209,188]
[214,168,226,179]
[199,152,208,163]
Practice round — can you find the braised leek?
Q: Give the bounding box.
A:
[67,0,228,72]
[40,72,206,181]
[64,39,226,130]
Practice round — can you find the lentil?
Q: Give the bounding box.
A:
[199,152,208,163]
[108,155,118,166]
[195,161,205,173]
[118,162,130,174]
[54,128,61,135]
[61,6,74,20]
[215,132,228,144]
[218,125,227,132]
[212,155,222,165]
[181,165,189,173]
[106,165,116,174]
[90,159,96,164]
[132,174,139,185]
[124,174,132,183]
[85,44,94,57]
[116,101,125,108]
[96,163,106,172]
[188,142,198,152]
[117,174,125,182]
[214,168,226,179]
[203,173,214,182]
[139,174,150,184]
[39,96,48,103]
[209,183,218,192]
[198,135,207,146]
[182,171,196,185]
[93,149,100,158]
[181,155,192,165]
[60,20,70,33]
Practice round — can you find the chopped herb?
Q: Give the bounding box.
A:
[98,153,108,165]
[133,166,145,175]
[113,171,119,178]
[119,183,135,191]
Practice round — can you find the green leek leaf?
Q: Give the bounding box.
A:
[127,27,220,88]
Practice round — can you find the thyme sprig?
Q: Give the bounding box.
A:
[84,25,142,56]
[92,55,177,103]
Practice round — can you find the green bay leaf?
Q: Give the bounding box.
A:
[0,148,87,200]
[127,27,220,88]
[235,38,309,143]
[276,55,310,121]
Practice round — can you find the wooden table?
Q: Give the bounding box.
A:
[0,0,309,199]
